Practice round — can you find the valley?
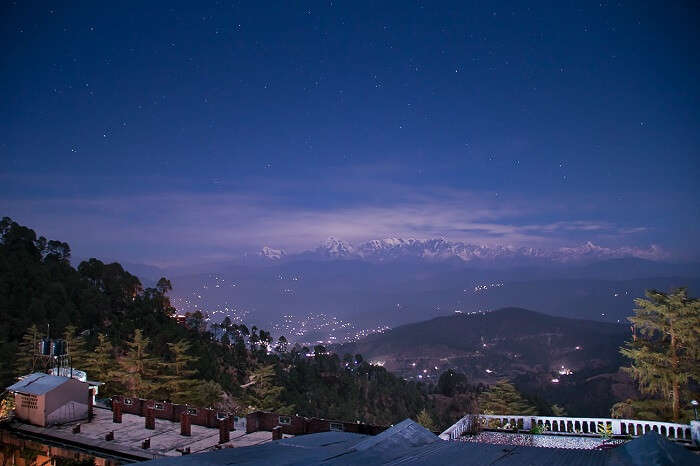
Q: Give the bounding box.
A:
[337,308,635,417]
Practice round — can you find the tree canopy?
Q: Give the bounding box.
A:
[478,380,538,415]
[618,288,700,422]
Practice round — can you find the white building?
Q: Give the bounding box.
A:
[7,373,90,427]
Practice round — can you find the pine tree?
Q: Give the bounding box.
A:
[14,324,39,377]
[415,408,438,432]
[161,339,199,403]
[0,337,14,386]
[193,380,224,408]
[83,333,114,388]
[118,329,159,398]
[245,365,293,414]
[478,380,537,415]
[63,325,88,370]
[620,288,700,421]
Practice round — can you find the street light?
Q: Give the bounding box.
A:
[691,400,698,421]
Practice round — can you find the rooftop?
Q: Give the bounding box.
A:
[139,419,698,466]
[9,406,290,461]
[6,373,73,395]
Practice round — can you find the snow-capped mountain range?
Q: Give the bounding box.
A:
[258,237,665,264]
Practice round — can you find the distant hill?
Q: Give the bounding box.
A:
[338,307,628,372]
[336,308,635,416]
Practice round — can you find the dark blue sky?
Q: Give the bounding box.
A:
[2,1,698,265]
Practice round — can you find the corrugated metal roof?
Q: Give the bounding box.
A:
[144,432,365,466]
[141,421,698,466]
[7,372,72,395]
[353,419,438,452]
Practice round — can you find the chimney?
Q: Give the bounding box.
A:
[246,412,259,433]
[88,387,95,421]
[145,405,155,430]
[181,412,191,436]
[105,431,114,441]
[219,417,230,444]
[272,426,283,441]
[113,401,123,423]
[141,438,151,449]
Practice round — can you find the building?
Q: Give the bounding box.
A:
[7,372,90,427]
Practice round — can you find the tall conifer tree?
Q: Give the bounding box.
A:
[118,329,159,398]
[83,333,114,389]
[416,409,438,432]
[621,288,700,421]
[14,324,39,376]
[478,380,537,415]
[162,339,199,403]
[245,365,293,414]
[62,324,88,370]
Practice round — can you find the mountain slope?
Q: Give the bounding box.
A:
[337,308,634,416]
[339,308,628,370]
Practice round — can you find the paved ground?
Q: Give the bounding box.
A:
[10,407,289,460]
[456,431,627,449]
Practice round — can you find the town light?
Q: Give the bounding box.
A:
[691,400,699,421]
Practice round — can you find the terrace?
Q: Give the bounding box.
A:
[7,406,288,461]
[441,413,699,448]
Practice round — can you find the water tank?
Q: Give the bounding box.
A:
[51,339,66,356]
[39,338,51,355]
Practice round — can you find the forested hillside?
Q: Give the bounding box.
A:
[0,217,427,425]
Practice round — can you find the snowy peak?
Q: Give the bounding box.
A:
[356,238,523,262]
[306,238,665,263]
[254,238,665,264]
[315,237,355,258]
[260,246,286,260]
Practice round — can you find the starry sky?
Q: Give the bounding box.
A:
[1,1,699,266]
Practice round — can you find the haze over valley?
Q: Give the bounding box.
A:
[116,238,700,346]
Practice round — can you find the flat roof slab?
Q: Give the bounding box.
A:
[10,406,291,460]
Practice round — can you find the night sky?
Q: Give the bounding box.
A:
[2,2,698,266]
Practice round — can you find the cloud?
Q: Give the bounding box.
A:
[0,181,655,266]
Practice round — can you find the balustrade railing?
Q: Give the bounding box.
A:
[440,414,694,444]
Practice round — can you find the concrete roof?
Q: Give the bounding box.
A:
[141,420,699,466]
[7,373,73,395]
[10,406,289,461]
